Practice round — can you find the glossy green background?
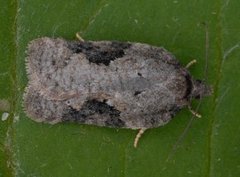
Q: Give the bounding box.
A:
[1,0,240,176]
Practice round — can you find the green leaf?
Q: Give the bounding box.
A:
[0,0,17,177]
[1,0,239,176]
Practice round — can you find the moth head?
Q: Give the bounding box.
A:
[191,79,212,99]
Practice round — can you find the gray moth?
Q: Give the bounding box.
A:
[23,36,212,147]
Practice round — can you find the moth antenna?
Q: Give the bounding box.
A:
[166,22,209,161]
[203,22,209,82]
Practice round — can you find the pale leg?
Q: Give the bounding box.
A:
[188,105,202,118]
[76,32,84,42]
[134,128,147,148]
[186,59,197,69]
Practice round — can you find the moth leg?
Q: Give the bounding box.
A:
[188,105,202,118]
[134,128,147,148]
[185,59,197,69]
[75,32,84,42]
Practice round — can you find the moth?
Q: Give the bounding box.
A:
[24,34,212,147]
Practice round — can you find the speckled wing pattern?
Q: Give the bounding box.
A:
[24,37,192,129]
